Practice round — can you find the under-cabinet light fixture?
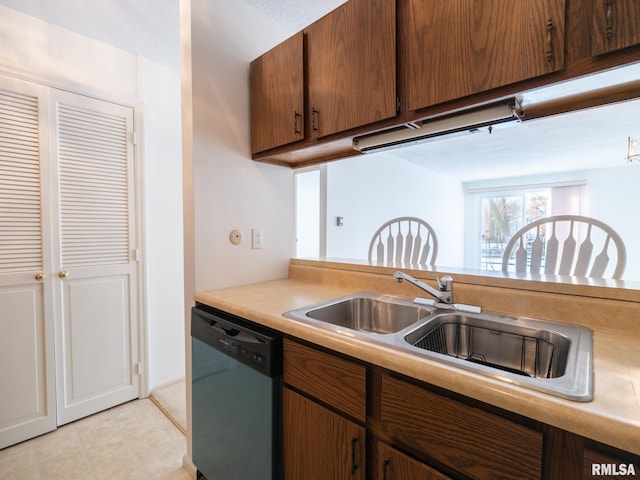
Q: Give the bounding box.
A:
[352,98,523,154]
[627,137,640,163]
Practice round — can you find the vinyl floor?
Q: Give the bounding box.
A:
[0,397,190,480]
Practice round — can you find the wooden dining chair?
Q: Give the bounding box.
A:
[501,215,626,279]
[368,217,438,266]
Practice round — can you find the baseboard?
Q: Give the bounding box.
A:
[183,454,197,479]
[150,376,186,392]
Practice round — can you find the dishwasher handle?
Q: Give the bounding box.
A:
[209,322,264,344]
[191,305,282,377]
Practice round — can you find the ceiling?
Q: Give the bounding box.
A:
[243,0,346,32]
[1,0,637,181]
[0,0,181,68]
[0,0,345,69]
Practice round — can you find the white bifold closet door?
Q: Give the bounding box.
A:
[0,77,56,449]
[51,89,139,426]
[0,75,140,448]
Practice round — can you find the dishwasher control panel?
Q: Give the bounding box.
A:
[192,303,283,377]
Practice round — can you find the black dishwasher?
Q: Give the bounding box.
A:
[191,303,283,480]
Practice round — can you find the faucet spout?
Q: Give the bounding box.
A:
[394,271,453,304]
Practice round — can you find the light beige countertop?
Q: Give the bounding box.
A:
[194,261,640,456]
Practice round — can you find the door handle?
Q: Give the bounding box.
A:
[351,437,360,475]
[35,272,46,281]
[59,270,69,279]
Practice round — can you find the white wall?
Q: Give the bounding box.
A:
[182,0,296,461]
[584,165,640,279]
[0,5,185,390]
[186,0,295,293]
[326,153,465,267]
[138,58,185,388]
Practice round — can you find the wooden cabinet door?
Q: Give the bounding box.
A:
[380,375,543,480]
[306,0,396,138]
[283,388,365,480]
[592,0,640,55]
[378,442,452,480]
[250,32,304,153]
[407,0,566,111]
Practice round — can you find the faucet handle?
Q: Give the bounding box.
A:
[437,275,453,292]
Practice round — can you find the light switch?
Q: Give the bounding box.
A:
[252,228,264,249]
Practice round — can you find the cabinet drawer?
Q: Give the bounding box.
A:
[380,375,542,480]
[283,339,366,422]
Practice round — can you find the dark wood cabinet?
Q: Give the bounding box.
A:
[250,32,304,153]
[248,0,640,166]
[281,338,640,480]
[406,0,566,111]
[282,339,367,480]
[592,0,640,55]
[380,374,543,480]
[377,441,452,480]
[283,388,366,480]
[306,0,397,138]
[283,337,366,421]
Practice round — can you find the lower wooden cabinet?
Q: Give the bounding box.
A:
[283,387,365,480]
[377,441,452,480]
[282,338,639,480]
[380,375,543,480]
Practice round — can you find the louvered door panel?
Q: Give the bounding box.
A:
[52,91,138,426]
[0,90,43,273]
[0,76,56,450]
[57,104,130,268]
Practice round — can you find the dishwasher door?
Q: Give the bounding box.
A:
[191,304,282,480]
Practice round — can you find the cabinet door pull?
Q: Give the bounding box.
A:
[382,459,390,480]
[606,0,615,38]
[311,108,319,133]
[294,111,301,135]
[350,437,360,475]
[545,18,554,62]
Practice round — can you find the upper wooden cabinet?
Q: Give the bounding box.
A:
[250,32,304,154]
[592,0,640,55]
[306,0,396,138]
[406,0,566,111]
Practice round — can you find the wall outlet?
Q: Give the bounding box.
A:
[252,228,264,249]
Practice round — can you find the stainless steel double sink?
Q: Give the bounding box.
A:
[283,292,593,401]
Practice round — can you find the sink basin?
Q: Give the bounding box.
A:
[284,293,593,401]
[400,310,593,401]
[404,313,570,379]
[284,293,432,334]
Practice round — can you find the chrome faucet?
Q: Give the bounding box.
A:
[393,271,453,304]
[394,271,482,313]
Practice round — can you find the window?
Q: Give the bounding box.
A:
[480,189,549,270]
[467,183,585,271]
